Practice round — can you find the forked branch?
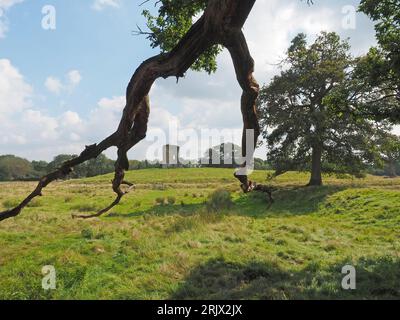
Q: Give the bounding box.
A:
[0,0,273,222]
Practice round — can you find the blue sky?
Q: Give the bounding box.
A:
[0,0,379,161]
[0,0,152,117]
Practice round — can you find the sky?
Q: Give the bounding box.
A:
[0,0,379,161]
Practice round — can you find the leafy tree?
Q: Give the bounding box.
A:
[359,0,399,81]
[31,160,49,178]
[47,155,85,179]
[85,154,115,177]
[141,0,221,74]
[254,158,271,170]
[0,155,33,181]
[358,0,400,120]
[352,48,400,122]
[376,132,400,177]
[47,154,115,179]
[258,32,385,186]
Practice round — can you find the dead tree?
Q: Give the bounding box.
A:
[0,0,273,222]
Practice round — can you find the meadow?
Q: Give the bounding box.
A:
[0,168,400,300]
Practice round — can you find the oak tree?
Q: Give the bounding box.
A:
[258,32,386,186]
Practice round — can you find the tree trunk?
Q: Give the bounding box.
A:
[387,159,397,178]
[308,146,323,186]
[0,0,272,222]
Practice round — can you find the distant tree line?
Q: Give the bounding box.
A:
[0,143,272,182]
[2,138,398,182]
[0,154,163,181]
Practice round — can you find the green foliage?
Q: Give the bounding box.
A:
[129,159,162,170]
[167,196,176,205]
[359,0,400,111]
[81,228,94,240]
[2,199,20,209]
[258,32,390,181]
[0,155,33,181]
[206,188,233,212]
[359,0,400,72]
[141,0,222,74]
[372,132,400,177]
[139,0,314,73]
[0,153,124,182]
[46,154,115,179]
[155,197,166,206]
[352,48,400,122]
[254,158,272,170]
[71,203,98,213]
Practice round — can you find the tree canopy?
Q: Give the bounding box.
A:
[141,0,221,73]
[359,0,399,77]
[0,155,33,181]
[358,0,400,114]
[258,32,391,185]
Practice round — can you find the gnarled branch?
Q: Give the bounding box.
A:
[0,0,273,222]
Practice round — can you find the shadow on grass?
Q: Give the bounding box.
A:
[107,203,206,218]
[235,185,347,217]
[170,256,400,300]
[107,185,348,219]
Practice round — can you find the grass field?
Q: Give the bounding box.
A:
[0,168,400,300]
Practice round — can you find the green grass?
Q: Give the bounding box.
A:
[0,168,400,300]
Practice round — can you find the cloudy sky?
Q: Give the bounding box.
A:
[0,0,378,161]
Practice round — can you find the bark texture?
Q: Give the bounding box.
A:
[308,146,323,186]
[0,0,271,222]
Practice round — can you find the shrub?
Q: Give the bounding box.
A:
[26,198,42,208]
[155,197,165,206]
[167,196,176,205]
[71,203,98,212]
[64,196,73,203]
[2,199,20,209]
[206,189,233,212]
[81,228,94,239]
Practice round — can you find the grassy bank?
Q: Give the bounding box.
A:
[0,168,399,299]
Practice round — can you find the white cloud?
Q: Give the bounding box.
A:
[67,70,82,86]
[22,109,59,140]
[0,0,23,9]
[45,70,82,94]
[45,76,63,94]
[0,59,32,114]
[0,0,23,38]
[0,60,86,159]
[0,2,381,161]
[97,96,125,111]
[244,0,337,79]
[60,111,82,127]
[92,0,120,11]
